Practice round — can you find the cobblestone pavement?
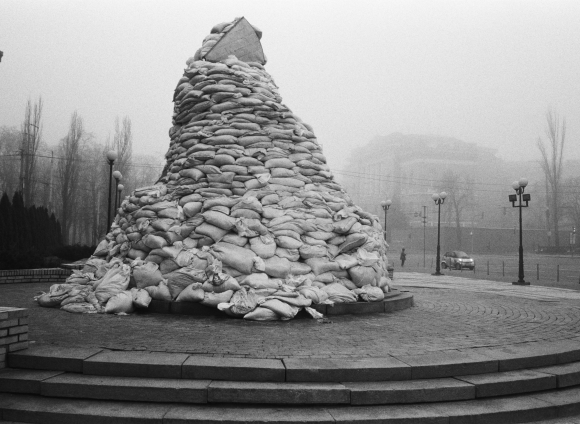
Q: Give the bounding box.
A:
[2,273,580,359]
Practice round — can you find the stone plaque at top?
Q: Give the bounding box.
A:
[203,17,265,64]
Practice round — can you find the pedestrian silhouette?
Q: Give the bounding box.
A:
[400,248,406,267]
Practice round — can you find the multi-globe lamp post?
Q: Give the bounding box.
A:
[432,191,447,276]
[105,150,118,230]
[509,178,531,285]
[380,199,392,242]
[113,171,123,215]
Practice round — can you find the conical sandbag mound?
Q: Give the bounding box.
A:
[43,18,392,320]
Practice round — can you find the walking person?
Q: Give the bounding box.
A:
[400,248,407,267]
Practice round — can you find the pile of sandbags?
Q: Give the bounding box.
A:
[37,18,392,321]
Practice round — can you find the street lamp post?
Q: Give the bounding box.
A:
[105,150,118,231]
[113,171,122,217]
[380,199,392,243]
[509,178,531,285]
[432,191,447,276]
[117,183,124,215]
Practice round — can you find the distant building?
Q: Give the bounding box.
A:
[338,133,545,230]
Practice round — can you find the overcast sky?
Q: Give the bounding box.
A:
[1,0,579,171]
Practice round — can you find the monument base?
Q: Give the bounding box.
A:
[512,281,531,286]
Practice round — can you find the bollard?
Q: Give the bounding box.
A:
[537,263,539,280]
[557,264,560,282]
[487,260,489,275]
[502,261,505,277]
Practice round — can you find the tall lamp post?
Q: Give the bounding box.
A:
[380,199,392,242]
[432,191,447,276]
[105,150,118,231]
[113,171,122,216]
[509,178,530,285]
[117,184,124,215]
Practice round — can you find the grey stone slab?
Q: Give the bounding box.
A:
[182,356,285,382]
[430,394,558,424]
[208,380,349,404]
[394,351,498,379]
[536,361,580,388]
[470,340,580,372]
[148,299,171,313]
[170,301,221,316]
[326,301,385,316]
[344,378,475,405]
[284,357,412,382]
[531,386,580,418]
[384,293,414,313]
[456,369,557,397]
[327,404,447,423]
[41,372,210,403]
[83,351,189,379]
[0,392,169,423]
[164,404,335,423]
[0,368,64,394]
[8,345,102,372]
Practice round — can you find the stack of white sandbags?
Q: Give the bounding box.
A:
[38,18,391,320]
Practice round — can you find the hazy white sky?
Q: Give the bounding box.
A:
[1,0,579,171]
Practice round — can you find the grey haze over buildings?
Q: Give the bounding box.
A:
[1,0,579,174]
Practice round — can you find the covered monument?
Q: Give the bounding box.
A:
[37,18,393,320]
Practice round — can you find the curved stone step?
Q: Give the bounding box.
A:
[7,340,580,383]
[1,362,579,405]
[1,388,580,423]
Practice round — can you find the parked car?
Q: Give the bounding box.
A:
[441,251,475,270]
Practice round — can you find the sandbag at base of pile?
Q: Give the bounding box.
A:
[35,17,394,321]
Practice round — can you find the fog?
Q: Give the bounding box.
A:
[2,0,579,171]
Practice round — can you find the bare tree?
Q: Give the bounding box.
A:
[563,176,580,235]
[0,126,21,197]
[20,97,43,205]
[57,112,86,244]
[537,110,566,247]
[438,170,473,249]
[112,116,133,180]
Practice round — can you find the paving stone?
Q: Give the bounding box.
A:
[83,351,189,379]
[531,386,580,418]
[163,404,336,423]
[182,356,285,381]
[430,394,558,424]
[393,351,498,379]
[41,372,210,403]
[536,361,580,388]
[456,369,557,397]
[326,403,447,423]
[0,368,63,394]
[8,345,102,373]
[284,357,411,382]
[208,380,349,404]
[0,392,169,423]
[344,378,475,405]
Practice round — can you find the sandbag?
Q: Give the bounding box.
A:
[322,283,357,303]
[243,306,279,321]
[249,235,276,259]
[130,288,152,308]
[218,288,259,317]
[105,291,135,314]
[240,273,280,290]
[263,256,291,279]
[94,263,131,303]
[133,262,164,289]
[201,290,234,307]
[354,285,385,302]
[260,299,299,320]
[145,280,172,301]
[211,242,256,274]
[348,265,379,288]
[175,283,205,302]
[298,286,329,304]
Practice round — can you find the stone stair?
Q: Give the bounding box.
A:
[1,341,580,423]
